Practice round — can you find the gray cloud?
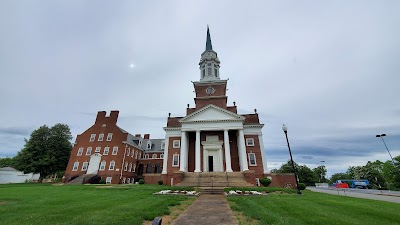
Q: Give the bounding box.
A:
[1,1,400,177]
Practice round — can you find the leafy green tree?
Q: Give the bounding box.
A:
[313,165,327,183]
[0,157,15,167]
[14,124,72,182]
[330,173,351,183]
[274,161,317,186]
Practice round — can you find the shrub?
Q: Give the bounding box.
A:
[260,178,272,187]
[53,178,62,183]
[158,180,163,185]
[86,175,102,184]
[139,179,145,185]
[99,179,105,184]
[298,182,306,190]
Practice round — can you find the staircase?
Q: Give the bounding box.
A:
[177,172,252,187]
[67,174,97,185]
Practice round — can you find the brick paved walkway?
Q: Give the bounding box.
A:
[171,194,238,225]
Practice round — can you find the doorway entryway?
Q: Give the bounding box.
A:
[208,156,214,172]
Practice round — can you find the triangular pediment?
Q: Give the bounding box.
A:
[179,105,245,123]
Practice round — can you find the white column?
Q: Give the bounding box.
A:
[179,131,187,172]
[238,129,249,171]
[258,134,269,174]
[224,129,233,172]
[194,130,201,172]
[162,137,169,174]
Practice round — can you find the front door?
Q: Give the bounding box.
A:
[208,156,214,172]
[87,153,102,174]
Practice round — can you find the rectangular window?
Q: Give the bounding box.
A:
[124,162,128,171]
[106,177,112,184]
[95,147,101,153]
[98,133,104,141]
[86,147,92,155]
[112,146,118,155]
[72,162,79,171]
[99,161,106,171]
[109,161,115,170]
[246,138,255,146]
[103,147,109,155]
[160,154,164,159]
[90,134,96,142]
[127,148,130,156]
[81,162,88,171]
[214,68,217,76]
[77,147,83,156]
[135,151,138,159]
[172,154,179,167]
[152,154,157,159]
[106,133,113,141]
[173,140,180,148]
[248,153,257,166]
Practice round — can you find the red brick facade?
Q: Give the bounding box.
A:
[64,111,164,184]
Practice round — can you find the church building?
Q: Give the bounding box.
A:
[161,28,269,185]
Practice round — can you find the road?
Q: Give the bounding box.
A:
[307,187,400,203]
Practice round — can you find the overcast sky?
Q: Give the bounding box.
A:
[1,1,399,177]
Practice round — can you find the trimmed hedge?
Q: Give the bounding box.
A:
[138,179,145,185]
[260,178,272,187]
[298,183,306,190]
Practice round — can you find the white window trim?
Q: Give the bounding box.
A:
[144,154,149,159]
[109,161,115,170]
[98,133,104,141]
[133,164,136,172]
[248,153,257,166]
[161,141,165,149]
[103,147,109,155]
[172,154,179,167]
[72,162,79,171]
[152,154,157,159]
[146,141,152,150]
[124,162,128,171]
[246,138,255,146]
[95,147,101,153]
[90,134,96,142]
[99,161,106,171]
[86,147,92,155]
[81,162,88,171]
[112,146,118,155]
[173,140,180,148]
[106,133,113,141]
[106,177,112,184]
[77,148,83,156]
[160,154,164,159]
[128,163,132,172]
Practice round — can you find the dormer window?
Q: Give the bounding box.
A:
[139,140,142,147]
[146,141,152,150]
[161,141,165,149]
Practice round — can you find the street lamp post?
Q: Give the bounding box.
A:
[282,124,302,195]
[376,134,396,165]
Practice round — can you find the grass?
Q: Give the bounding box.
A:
[0,183,192,225]
[228,189,400,225]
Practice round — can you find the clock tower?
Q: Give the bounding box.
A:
[193,26,228,110]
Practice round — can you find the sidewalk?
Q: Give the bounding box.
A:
[171,194,238,225]
[307,187,400,203]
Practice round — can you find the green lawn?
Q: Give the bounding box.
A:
[0,183,190,225]
[228,190,400,225]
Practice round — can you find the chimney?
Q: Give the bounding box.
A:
[135,134,141,138]
[109,110,119,124]
[95,111,106,124]
[144,134,150,139]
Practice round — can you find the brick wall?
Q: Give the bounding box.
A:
[166,136,181,173]
[195,97,227,109]
[194,83,227,97]
[244,134,264,176]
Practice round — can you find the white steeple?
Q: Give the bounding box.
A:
[199,26,220,82]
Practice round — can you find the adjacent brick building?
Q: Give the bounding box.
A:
[64,111,164,184]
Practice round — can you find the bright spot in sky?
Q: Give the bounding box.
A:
[129,63,135,68]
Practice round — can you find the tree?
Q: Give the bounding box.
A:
[0,157,15,168]
[14,124,72,182]
[274,161,317,186]
[313,165,327,183]
[330,173,351,183]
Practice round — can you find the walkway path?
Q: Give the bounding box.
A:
[307,187,400,203]
[171,194,238,225]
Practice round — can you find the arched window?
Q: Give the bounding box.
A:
[144,154,149,159]
[133,164,136,172]
[146,141,152,150]
[152,154,157,159]
[124,162,128,171]
[127,148,130,156]
[146,163,152,173]
[128,163,132,172]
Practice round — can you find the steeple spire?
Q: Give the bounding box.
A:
[206,25,213,51]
